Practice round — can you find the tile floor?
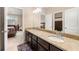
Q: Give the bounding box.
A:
[6,31,25,51]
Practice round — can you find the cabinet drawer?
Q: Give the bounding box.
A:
[50,45,63,51]
[38,38,49,50]
[38,44,47,51]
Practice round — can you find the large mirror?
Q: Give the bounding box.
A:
[33,7,79,36]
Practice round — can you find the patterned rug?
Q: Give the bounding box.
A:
[17,43,32,51]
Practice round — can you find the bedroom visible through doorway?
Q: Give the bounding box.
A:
[6,7,24,51]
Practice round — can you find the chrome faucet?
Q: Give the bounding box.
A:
[55,31,64,40]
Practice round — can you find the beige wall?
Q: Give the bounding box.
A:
[17,15,22,26]
[23,7,42,31]
[23,8,34,31]
[33,13,41,28]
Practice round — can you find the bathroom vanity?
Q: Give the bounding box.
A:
[25,28,79,51]
[25,7,79,51]
[25,29,64,51]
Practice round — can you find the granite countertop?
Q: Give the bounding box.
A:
[26,28,79,51]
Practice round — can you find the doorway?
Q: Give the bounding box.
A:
[6,7,24,51]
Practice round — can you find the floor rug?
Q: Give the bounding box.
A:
[17,43,32,51]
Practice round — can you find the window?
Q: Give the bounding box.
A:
[8,15,17,25]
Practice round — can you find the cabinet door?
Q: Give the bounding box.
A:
[38,44,47,51]
[50,45,63,51]
[31,39,38,51]
[25,31,29,43]
[25,32,32,46]
[28,33,32,42]
[38,38,49,50]
[32,35,37,41]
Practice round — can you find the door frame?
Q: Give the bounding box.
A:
[4,7,8,51]
[4,7,23,51]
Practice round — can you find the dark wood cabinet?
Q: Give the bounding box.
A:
[32,35,37,41]
[50,45,63,51]
[38,38,49,51]
[28,32,32,42]
[25,31,64,51]
[38,44,47,51]
[31,34,38,51]
[25,31,29,43]
[25,31,32,47]
[31,39,38,51]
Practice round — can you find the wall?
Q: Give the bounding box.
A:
[8,7,22,15]
[33,13,41,28]
[23,8,34,31]
[17,15,22,27]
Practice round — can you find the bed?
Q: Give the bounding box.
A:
[8,25,16,38]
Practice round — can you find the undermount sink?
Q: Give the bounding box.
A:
[47,35,64,42]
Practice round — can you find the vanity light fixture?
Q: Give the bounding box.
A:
[33,8,42,14]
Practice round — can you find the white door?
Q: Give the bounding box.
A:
[64,8,78,35]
